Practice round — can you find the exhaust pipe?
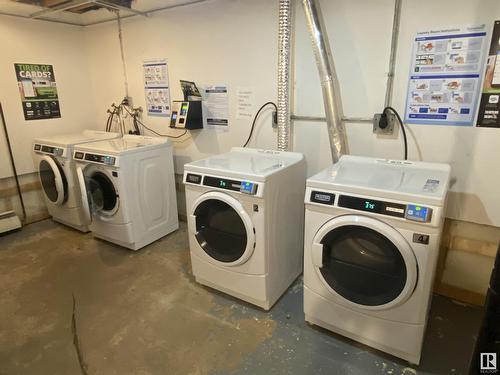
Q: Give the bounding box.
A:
[277,0,292,151]
[302,0,348,162]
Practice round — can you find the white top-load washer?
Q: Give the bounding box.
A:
[32,130,120,232]
[73,135,178,250]
[184,148,306,310]
[303,155,451,364]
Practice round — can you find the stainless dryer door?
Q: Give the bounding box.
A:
[311,215,418,311]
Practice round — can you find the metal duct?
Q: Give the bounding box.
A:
[302,0,347,162]
[277,0,292,151]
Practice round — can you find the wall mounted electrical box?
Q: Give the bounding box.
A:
[170,100,203,129]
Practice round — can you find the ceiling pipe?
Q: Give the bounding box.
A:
[30,0,91,18]
[302,0,347,162]
[277,0,292,152]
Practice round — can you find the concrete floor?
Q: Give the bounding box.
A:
[0,220,482,375]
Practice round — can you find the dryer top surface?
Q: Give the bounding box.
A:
[308,155,451,204]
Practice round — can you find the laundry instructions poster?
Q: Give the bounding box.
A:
[203,85,229,131]
[143,59,171,117]
[14,63,61,121]
[404,25,488,126]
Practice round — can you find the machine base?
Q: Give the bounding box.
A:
[304,286,423,365]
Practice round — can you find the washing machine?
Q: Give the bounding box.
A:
[32,130,120,232]
[184,148,306,310]
[73,135,178,250]
[303,155,451,364]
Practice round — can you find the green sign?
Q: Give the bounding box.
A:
[14,63,61,120]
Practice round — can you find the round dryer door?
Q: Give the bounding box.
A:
[85,171,119,216]
[311,215,418,310]
[38,156,67,205]
[190,192,255,266]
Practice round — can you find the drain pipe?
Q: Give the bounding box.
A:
[302,0,347,162]
[277,0,292,151]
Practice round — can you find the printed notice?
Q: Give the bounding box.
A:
[477,20,500,128]
[404,25,488,126]
[236,87,255,119]
[14,63,61,120]
[143,59,171,117]
[203,85,229,131]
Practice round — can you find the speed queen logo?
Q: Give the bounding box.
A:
[481,353,498,373]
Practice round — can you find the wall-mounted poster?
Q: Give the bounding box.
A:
[14,63,60,121]
[404,25,488,126]
[143,59,171,117]
[477,20,500,128]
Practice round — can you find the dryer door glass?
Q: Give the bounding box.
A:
[194,199,248,262]
[86,172,117,213]
[39,158,67,204]
[320,225,407,306]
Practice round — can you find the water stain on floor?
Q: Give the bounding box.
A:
[0,221,275,375]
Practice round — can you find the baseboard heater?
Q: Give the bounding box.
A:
[0,211,21,234]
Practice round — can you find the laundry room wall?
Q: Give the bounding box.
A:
[79,0,500,303]
[293,0,500,304]
[0,16,98,222]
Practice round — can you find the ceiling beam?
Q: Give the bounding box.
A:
[91,0,149,17]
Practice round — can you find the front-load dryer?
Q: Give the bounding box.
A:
[32,130,120,232]
[303,155,451,365]
[184,148,306,310]
[73,135,178,250]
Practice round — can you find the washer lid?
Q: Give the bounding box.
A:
[184,147,304,182]
[307,155,450,206]
[74,135,171,156]
[34,130,120,148]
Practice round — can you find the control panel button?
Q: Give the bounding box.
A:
[186,173,202,184]
[310,191,335,205]
[405,204,432,222]
[240,181,257,195]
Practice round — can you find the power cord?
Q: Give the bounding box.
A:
[122,105,188,139]
[380,106,408,160]
[243,102,278,148]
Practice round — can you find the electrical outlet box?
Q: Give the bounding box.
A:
[373,112,396,135]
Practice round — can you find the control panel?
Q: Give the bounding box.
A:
[185,173,259,195]
[74,151,116,166]
[170,100,203,130]
[307,190,433,223]
[405,204,432,222]
[34,144,64,156]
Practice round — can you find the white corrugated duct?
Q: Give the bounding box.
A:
[277,0,348,161]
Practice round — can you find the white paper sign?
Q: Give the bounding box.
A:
[143,59,171,117]
[236,87,255,119]
[203,85,229,131]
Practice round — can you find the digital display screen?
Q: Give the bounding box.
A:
[186,173,201,184]
[180,103,188,116]
[405,204,431,222]
[203,176,242,192]
[74,152,84,160]
[84,153,115,165]
[34,144,41,151]
[41,145,56,154]
[310,191,335,205]
[240,181,257,195]
[338,195,406,218]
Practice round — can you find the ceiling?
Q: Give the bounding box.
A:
[0,0,212,26]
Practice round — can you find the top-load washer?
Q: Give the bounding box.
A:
[73,135,178,250]
[32,130,120,232]
[183,147,306,310]
[303,156,451,364]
